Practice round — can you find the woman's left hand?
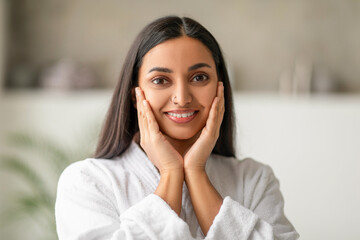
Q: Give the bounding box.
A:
[183,81,225,173]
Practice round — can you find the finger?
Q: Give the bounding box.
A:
[135,88,146,143]
[135,87,148,141]
[204,96,220,136]
[142,99,160,134]
[216,81,222,97]
[140,90,150,141]
[217,82,224,109]
[204,82,225,137]
[217,82,225,122]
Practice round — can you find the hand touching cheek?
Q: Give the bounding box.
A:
[183,81,225,172]
[135,87,184,174]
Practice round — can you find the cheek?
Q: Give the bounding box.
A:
[142,90,168,116]
[196,85,217,113]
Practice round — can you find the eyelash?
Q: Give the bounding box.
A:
[152,77,169,85]
[192,74,209,82]
[151,73,209,85]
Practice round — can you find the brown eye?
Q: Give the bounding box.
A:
[192,74,209,82]
[152,78,169,85]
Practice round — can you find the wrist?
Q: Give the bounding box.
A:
[184,165,206,174]
[159,168,185,186]
[156,168,184,216]
[184,167,207,182]
[159,167,184,177]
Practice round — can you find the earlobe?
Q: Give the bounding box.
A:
[131,88,137,109]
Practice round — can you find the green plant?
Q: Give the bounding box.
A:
[0,129,97,240]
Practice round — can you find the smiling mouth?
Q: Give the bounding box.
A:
[167,111,195,118]
[165,110,198,123]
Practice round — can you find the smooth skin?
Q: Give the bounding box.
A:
[134,36,225,236]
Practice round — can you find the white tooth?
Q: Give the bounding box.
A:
[168,112,195,118]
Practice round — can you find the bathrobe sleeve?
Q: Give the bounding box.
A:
[205,159,299,240]
[55,161,195,240]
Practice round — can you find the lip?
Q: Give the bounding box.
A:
[165,110,198,123]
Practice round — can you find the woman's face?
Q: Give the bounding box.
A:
[137,36,218,141]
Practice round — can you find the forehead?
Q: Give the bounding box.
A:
[140,36,216,71]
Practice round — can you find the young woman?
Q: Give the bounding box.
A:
[55,16,299,239]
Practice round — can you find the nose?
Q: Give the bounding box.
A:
[171,82,192,106]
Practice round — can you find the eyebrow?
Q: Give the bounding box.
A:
[188,63,211,71]
[148,67,173,74]
[147,62,211,74]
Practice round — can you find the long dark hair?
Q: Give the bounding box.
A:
[94,16,235,159]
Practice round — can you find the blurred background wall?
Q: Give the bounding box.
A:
[0,0,359,239]
[2,0,360,93]
[0,0,6,92]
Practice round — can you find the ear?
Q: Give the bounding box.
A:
[131,87,137,109]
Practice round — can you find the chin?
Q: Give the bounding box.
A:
[163,128,200,141]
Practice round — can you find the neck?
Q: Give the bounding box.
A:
[165,131,200,157]
[133,131,200,157]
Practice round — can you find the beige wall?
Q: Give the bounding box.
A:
[5,0,360,91]
[0,0,7,93]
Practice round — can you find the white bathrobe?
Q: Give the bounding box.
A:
[55,141,299,239]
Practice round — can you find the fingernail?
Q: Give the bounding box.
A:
[135,87,140,96]
[142,100,147,106]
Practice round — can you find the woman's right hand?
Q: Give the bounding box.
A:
[135,87,184,175]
